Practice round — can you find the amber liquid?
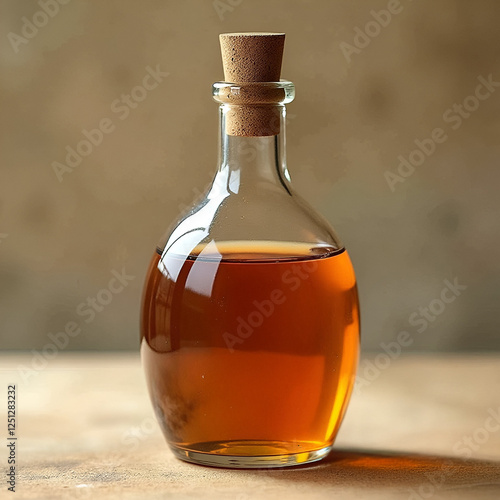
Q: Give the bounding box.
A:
[141,241,359,465]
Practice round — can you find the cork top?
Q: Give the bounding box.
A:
[219,32,285,83]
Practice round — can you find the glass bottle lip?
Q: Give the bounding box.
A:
[212,80,295,105]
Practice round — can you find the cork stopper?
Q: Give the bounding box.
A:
[220,32,285,83]
[219,32,286,137]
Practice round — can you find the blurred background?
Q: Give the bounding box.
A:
[1,0,499,352]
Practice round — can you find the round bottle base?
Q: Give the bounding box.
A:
[170,441,332,469]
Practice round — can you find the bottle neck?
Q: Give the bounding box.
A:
[215,104,291,194]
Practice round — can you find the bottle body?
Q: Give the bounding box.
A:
[141,242,358,466]
[140,83,360,467]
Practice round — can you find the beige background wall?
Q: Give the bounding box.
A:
[1,0,499,352]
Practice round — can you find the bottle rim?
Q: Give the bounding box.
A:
[212,80,295,105]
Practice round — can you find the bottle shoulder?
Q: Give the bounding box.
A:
[158,186,343,259]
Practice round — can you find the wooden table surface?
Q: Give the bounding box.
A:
[1,353,499,499]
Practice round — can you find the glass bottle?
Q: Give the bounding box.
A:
[140,32,360,468]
